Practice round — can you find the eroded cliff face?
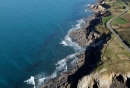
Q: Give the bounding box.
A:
[77,72,130,88]
[69,25,100,47]
[69,15,101,47]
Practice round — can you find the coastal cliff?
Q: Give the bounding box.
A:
[77,0,130,88]
[42,0,130,88]
[42,0,109,87]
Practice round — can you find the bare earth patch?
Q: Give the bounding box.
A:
[121,13,130,22]
[117,54,129,60]
[120,23,130,28]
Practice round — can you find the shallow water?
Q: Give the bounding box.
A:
[0,0,95,87]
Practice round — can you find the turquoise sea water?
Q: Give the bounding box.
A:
[0,0,95,88]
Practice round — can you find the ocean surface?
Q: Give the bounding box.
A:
[0,0,95,88]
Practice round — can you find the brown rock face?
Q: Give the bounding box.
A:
[69,28,100,47]
[69,14,101,48]
[77,73,130,88]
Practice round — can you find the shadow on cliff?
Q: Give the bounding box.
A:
[126,78,130,88]
[101,4,110,9]
[67,14,111,88]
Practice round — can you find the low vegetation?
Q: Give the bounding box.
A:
[95,24,109,35]
[109,0,130,47]
[111,20,130,47]
[94,0,130,74]
[112,17,128,25]
[119,29,130,47]
[102,16,113,26]
[95,35,130,74]
[121,10,130,22]
[106,1,126,15]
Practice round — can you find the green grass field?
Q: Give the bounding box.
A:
[102,16,114,26]
[106,1,125,7]
[119,29,130,47]
[93,0,130,74]
[94,35,130,74]
[112,17,128,25]
[117,2,125,6]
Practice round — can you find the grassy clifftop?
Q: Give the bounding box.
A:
[95,35,130,74]
[94,0,130,74]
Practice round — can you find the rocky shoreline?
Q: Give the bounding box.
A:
[41,0,111,88]
[41,0,130,88]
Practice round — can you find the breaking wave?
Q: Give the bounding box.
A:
[24,53,76,88]
[24,76,35,88]
[60,19,86,51]
[85,4,93,12]
[35,53,76,88]
[33,19,87,87]
[24,15,88,88]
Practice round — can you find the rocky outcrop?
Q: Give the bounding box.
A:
[77,72,130,88]
[77,72,113,88]
[69,25,100,47]
[69,12,102,47]
[90,3,106,13]
[90,0,111,17]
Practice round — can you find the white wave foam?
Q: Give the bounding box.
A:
[76,19,86,29]
[64,65,67,72]
[38,71,57,85]
[29,18,88,88]
[85,4,93,13]
[60,39,68,46]
[60,19,86,51]
[85,9,92,13]
[56,59,66,71]
[24,76,35,88]
[85,9,88,12]
[35,53,76,87]
[56,53,76,71]
[87,4,91,7]
[38,77,46,84]
[71,57,78,65]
